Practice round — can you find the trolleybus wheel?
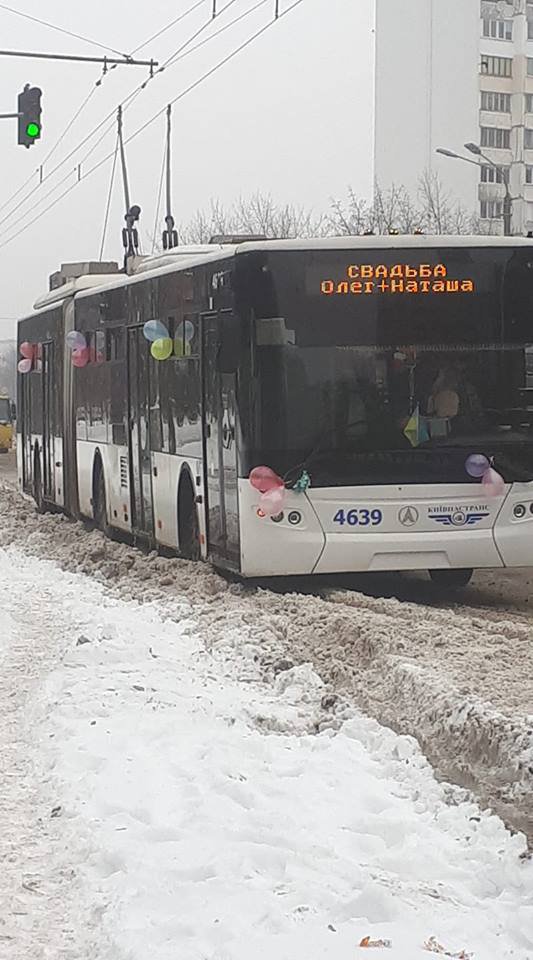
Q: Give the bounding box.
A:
[178,475,201,561]
[33,453,44,513]
[429,568,473,589]
[93,460,109,536]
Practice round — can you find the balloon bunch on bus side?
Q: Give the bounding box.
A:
[18,341,41,374]
[66,330,89,367]
[249,466,288,518]
[143,320,195,360]
[465,454,505,496]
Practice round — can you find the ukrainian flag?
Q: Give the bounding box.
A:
[404,405,429,448]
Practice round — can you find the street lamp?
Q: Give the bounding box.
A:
[464,142,512,237]
[436,144,513,236]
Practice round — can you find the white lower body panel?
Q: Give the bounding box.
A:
[238,480,533,577]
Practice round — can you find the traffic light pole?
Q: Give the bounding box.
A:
[0,112,21,119]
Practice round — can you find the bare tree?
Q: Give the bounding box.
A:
[179,192,328,243]
[156,176,489,250]
[328,173,486,237]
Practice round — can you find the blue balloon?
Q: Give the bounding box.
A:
[143,320,169,343]
[465,453,490,479]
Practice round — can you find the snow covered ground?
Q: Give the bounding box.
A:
[1,480,532,842]
[1,543,533,959]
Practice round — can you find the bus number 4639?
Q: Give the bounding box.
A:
[333,508,383,527]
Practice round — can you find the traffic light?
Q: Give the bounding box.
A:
[18,84,42,148]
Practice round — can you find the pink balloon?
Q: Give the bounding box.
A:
[19,341,34,360]
[17,358,32,374]
[482,467,505,497]
[72,347,89,368]
[249,465,283,493]
[258,486,287,517]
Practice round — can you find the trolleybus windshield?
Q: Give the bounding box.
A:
[245,247,533,485]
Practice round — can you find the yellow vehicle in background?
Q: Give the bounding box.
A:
[0,396,15,453]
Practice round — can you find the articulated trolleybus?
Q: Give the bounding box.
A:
[17,236,533,586]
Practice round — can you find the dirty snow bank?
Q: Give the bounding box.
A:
[1,481,533,842]
[4,545,533,960]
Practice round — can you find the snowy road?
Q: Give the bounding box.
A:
[1,480,533,841]
[1,543,532,960]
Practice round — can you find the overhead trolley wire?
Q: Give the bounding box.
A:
[0,167,38,217]
[130,0,207,55]
[167,0,271,68]
[0,0,236,218]
[0,0,305,252]
[0,1,232,229]
[0,1,129,58]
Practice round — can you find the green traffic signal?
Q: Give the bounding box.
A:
[17,85,42,147]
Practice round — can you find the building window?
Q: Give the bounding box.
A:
[525,129,533,149]
[480,164,508,184]
[529,20,533,40]
[526,166,533,185]
[481,91,511,112]
[480,126,511,148]
[480,200,503,220]
[526,94,533,114]
[482,18,513,40]
[481,56,512,77]
[528,58,533,76]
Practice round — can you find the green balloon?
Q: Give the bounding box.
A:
[151,338,173,361]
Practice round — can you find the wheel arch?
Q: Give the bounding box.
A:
[91,447,105,520]
[177,463,200,555]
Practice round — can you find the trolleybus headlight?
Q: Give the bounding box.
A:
[288,510,302,526]
[271,512,284,523]
[513,503,527,519]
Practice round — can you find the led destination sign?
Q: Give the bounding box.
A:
[320,263,475,297]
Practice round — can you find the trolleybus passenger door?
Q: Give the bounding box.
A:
[20,371,32,491]
[202,310,240,565]
[127,327,154,539]
[42,341,56,502]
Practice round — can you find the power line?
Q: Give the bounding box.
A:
[0,2,129,58]
[0,0,247,231]
[0,0,306,252]
[0,168,38,217]
[131,0,206,55]
[99,133,119,261]
[0,2,225,230]
[42,86,98,167]
[130,2,305,143]
[157,0,240,73]
[168,0,271,68]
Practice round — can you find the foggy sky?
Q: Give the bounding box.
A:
[0,0,373,337]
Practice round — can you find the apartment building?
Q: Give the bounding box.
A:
[374,0,533,234]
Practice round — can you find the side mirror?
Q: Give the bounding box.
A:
[217,312,240,374]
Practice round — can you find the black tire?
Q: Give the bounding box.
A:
[178,475,201,561]
[33,452,45,513]
[429,568,473,589]
[93,461,109,535]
